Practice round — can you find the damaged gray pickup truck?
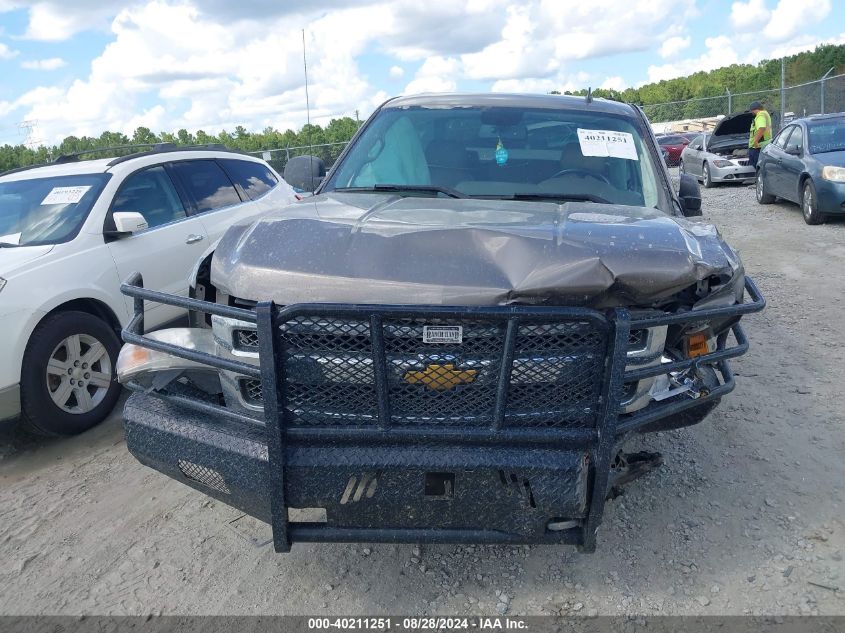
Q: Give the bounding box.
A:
[116,93,764,552]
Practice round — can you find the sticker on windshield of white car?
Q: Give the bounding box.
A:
[576,129,639,160]
[40,186,92,205]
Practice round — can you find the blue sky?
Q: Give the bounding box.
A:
[0,0,843,146]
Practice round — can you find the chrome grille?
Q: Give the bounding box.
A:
[234,328,259,350]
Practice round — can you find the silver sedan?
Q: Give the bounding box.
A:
[680,133,756,188]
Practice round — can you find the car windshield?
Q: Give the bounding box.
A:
[324,105,665,209]
[808,119,845,154]
[0,173,109,247]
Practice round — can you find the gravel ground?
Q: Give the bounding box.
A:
[0,173,843,616]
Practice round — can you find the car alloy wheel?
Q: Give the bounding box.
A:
[802,180,823,225]
[703,163,713,188]
[45,333,113,414]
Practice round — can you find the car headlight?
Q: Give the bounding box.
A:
[821,166,845,182]
[0,277,5,293]
[713,160,733,168]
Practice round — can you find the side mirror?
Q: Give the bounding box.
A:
[678,174,702,217]
[112,211,149,234]
[785,146,801,156]
[283,155,326,193]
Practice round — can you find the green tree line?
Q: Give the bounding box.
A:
[556,43,845,123]
[0,116,361,173]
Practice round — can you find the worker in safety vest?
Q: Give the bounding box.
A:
[747,100,772,168]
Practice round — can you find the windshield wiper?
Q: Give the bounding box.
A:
[473,193,612,204]
[334,184,467,199]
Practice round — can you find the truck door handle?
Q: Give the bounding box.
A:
[185,234,205,244]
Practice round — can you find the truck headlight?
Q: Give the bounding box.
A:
[117,328,216,383]
[821,166,845,182]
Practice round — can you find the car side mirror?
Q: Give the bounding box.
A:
[678,174,702,217]
[284,155,326,193]
[112,211,149,234]
[785,146,801,156]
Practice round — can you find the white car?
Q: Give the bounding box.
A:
[0,145,297,435]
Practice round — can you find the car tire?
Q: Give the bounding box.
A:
[20,311,122,436]
[702,163,714,188]
[678,159,685,174]
[756,170,775,204]
[801,179,824,225]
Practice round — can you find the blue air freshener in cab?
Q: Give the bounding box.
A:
[495,138,509,166]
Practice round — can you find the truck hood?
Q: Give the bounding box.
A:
[211,193,743,308]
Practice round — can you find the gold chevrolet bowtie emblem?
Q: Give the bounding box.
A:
[404,363,477,391]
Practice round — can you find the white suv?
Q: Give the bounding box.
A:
[0,144,297,435]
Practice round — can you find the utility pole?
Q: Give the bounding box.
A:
[820,67,835,114]
[780,57,786,131]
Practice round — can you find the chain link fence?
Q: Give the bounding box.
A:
[643,73,845,133]
[250,141,349,175]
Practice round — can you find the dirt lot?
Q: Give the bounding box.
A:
[1,175,843,616]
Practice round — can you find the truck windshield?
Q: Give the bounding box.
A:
[0,173,109,247]
[324,105,664,209]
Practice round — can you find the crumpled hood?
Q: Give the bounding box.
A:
[0,244,54,276]
[211,193,743,308]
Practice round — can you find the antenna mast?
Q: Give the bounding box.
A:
[302,29,315,186]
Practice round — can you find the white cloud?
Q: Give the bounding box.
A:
[491,72,590,94]
[730,0,769,31]
[0,41,19,59]
[647,35,739,83]
[764,0,831,41]
[8,0,826,146]
[20,57,66,70]
[403,56,461,93]
[600,76,627,91]
[22,1,114,41]
[659,36,691,59]
[767,31,845,59]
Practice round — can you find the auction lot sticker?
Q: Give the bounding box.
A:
[576,128,638,160]
[41,185,92,205]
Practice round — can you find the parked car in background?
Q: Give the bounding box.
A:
[756,112,845,224]
[679,112,756,187]
[656,134,690,166]
[0,145,297,435]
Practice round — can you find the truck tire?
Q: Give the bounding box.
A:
[20,311,122,436]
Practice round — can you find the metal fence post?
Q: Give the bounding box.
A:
[821,67,834,114]
[726,88,732,114]
[780,57,786,131]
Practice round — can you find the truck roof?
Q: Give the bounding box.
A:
[383,93,640,117]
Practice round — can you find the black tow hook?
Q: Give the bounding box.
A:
[606,450,664,500]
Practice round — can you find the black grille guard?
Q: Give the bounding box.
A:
[119,272,765,550]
